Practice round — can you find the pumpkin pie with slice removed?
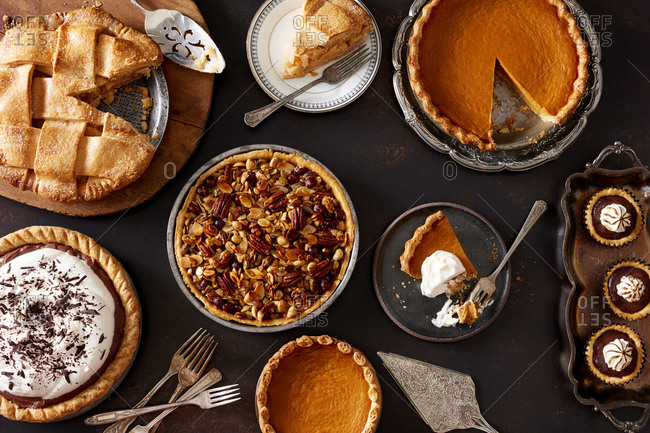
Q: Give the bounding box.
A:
[256,335,381,433]
[282,0,373,79]
[408,0,589,151]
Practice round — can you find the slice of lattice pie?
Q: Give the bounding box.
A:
[0,7,163,203]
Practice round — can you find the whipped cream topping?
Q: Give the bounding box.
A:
[616,275,646,303]
[600,203,632,233]
[0,248,117,401]
[420,251,466,298]
[603,338,633,372]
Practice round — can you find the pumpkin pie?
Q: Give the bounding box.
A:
[0,226,140,422]
[408,0,589,150]
[256,335,381,433]
[400,211,476,284]
[585,324,644,385]
[0,7,162,202]
[282,0,373,79]
[174,150,355,327]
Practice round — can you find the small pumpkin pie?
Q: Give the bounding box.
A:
[584,187,644,247]
[400,211,476,294]
[0,226,140,422]
[603,260,650,321]
[408,0,589,150]
[256,335,381,433]
[282,0,373,79]
[585,324,644,385]
[174,150,355,326]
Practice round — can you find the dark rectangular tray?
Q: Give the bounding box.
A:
[562,142,650,432]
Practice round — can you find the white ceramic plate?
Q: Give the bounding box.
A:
[246,0,381,113]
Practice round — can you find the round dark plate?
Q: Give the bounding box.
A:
[373,202,511,342]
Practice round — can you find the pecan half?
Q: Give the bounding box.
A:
[216,274,236,295]
[316,231,338,247]
[291,206,306,231]
[198,244,215,258]
[283,270,304,288]
[218,251,235,268]
[249,234,271,255]
[264,191,287,211]
[291,289,308,311]
[213,193,233,218]
[309,260,332,279]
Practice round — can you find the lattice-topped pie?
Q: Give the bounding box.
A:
[0,226,140,422]
[0,7,163,202]
[174,150,355,326]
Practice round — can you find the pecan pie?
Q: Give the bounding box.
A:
[256,335,381,433]
[174,150,355,326]
[408,0,589,150]
[585,324,644,385]
[282,0,373,79]
[0,226,140,422]
[0,7,163,202]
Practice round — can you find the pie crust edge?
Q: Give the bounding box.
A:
[0,225,141,422]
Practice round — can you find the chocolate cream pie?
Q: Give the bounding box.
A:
[586,324,644,385]
[603,260,650,321]
[0,226,139,422]
[584,187,644,247]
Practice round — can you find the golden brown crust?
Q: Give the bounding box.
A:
[407,0,589,151]
[0,226,140,422]
[584,187,644,247]
[585,324,644,386]
[174,150,355,327]
[603,260,650,321]
[399,211,444,276]
[256,335,381,433]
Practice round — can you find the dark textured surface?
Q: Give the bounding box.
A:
[1,0,649,432]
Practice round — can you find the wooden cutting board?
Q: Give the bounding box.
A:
[0,0,214,216]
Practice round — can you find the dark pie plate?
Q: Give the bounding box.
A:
[373,202,511,342]
[561,142,650,432]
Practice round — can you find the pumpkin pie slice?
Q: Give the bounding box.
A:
[282,0,373,79]
[408,0,589,150]
[400,211,476,282]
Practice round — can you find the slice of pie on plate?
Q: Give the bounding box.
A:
[282,0,374,79]
[0,7,163,202]
[408,0,589,150]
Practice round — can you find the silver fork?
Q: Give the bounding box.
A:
[146,334,217,433]
[468,200,547,307]
[244,45,372,127]
[85,385,240,425]
[103,329,211,433]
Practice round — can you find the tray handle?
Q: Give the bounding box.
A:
[587,142,646,169]
[601,408,650,433]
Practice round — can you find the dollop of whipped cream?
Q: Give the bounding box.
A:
[600,203,631,233]
[0,248,116,401]
[616,275,646,303]
[603,338,633,372]
[420,251,466,298]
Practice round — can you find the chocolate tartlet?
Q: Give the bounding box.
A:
[603,260,650,321]
[584,188,644,247]
[585,324,644,385]
[0,226,140,422]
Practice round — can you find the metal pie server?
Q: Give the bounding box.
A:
[130,0,225,73]
[378,352,498,433]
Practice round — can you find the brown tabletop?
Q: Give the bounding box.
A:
[1,0,649,432]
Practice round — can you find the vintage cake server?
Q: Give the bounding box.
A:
[378,352,498,433]
[130,0,225,73]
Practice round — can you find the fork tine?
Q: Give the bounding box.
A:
[337,53,373,78]
[175,328,207,357]
[333,46,370,71]
[209,397,241,408]
[192,338,217,375]
[182,334,211,367]
[209,391,241,402]
[187,336,215,371]
[208,387,240,398]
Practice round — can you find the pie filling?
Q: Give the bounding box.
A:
[0,243,124,408]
